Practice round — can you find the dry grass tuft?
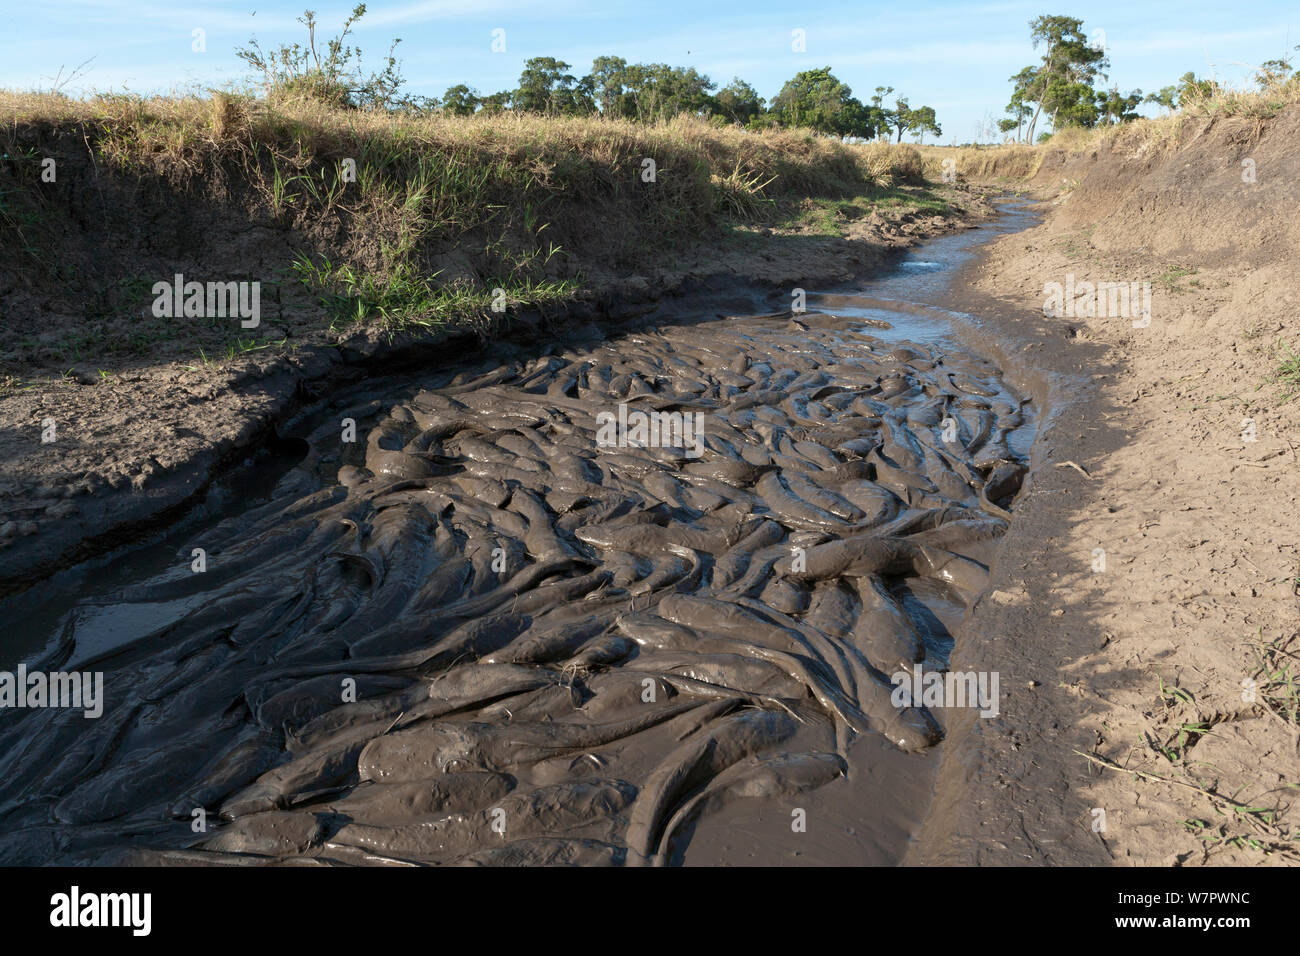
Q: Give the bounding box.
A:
[915,143,1044,184]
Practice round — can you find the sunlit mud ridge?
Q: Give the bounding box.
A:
[0,309,1032,866]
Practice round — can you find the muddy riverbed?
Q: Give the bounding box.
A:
[0,201,1043,866]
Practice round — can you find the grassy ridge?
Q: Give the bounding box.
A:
[915,84,1300,187]
[0,91,932,365]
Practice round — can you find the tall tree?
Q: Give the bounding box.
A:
[441,84,479,116]
[771,68,872,136]
[1175,70,1219,106]
[478,91,512,114]
[1018,15,1109,139]
[586,56,629,116]
[514,57,579,114]
[1143,85,1178,112]
[1255,53,1294,90]
[614,63,715,121]
[714,78,764,125]
[869,86,895,140]
[889,96,911,142]
[1096,87,1143,125]
[905,104,941,143]
[1005,66,1038,141]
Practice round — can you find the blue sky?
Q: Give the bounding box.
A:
[6,0,1298,141]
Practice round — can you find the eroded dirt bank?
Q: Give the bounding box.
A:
[914,108,1300,865]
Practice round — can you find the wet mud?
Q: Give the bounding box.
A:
[0,206,1039,866]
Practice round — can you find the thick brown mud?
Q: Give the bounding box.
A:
[0,203,1041,866]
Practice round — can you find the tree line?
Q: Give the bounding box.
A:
[436,59,941,142]
[237,7,943,142]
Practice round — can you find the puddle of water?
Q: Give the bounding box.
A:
[61,595,208,670]
[0,439,307,669]
[812,198,1040,347]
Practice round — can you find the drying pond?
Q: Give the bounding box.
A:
[0,201,1040,866]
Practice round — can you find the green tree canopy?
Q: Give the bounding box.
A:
[514,57,589,114]
[1096,87,1143,125]
[441,84,479,116]
[887,96,911,141]
[714,78,764,125]
[1255,54,1295,90]
[904,104,942,143]
[1013,15,1110,138]
[586,55,629,115]
[1175,70,1220,106]
[1143,85,1178,112]
[620,63,716,121]
[770,67,873,137]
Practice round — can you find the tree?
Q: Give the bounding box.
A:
[770,68,872,136]
[1176,71,1219,106]
[1143,85,1178,112]
[514,57,584,114]
[1004,66,1037,141]
[586,56,629,116]
[889,96,911,142]
[639,64,715,120]
[478,91,511,115]
[1048,78,1100,127]
[1014,15,1109,139]
[869,86,895,140]
[556,73,596,115]
[1255,54,1294,90]
[441,84,479,116]
[1096,87,1142,125]
[714,78,764,125]
[905,104,941,143]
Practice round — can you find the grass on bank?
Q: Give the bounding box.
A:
[915,82,1300,185]
[0,91,941,377]
[1267,341,1300,405]
[776,184,952,237]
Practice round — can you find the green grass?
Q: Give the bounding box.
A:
[291,252,576,335]
[774,185,951,236]
[1246,629,1300,727]
[1057,227,1095,260]
[1180,818,1275,854]
[1157,265,1200,293]
[1269,341,1300,405]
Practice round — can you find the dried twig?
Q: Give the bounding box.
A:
[1054,460,1093,478]
[1073,749,1294,846]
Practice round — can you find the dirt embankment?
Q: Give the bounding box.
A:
[915,108,1300,865]
[0,100,990,595]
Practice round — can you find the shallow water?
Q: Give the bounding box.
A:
[0,201,1040,866]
